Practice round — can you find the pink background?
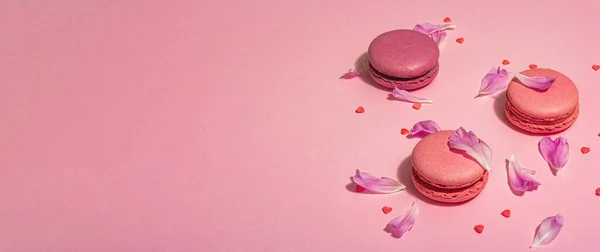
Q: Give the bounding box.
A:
[1,0,599,251]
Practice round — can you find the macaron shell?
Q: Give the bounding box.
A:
[368,29,439,78]
[368,64,439,90]
[506,68,579,120]
[411,130,487,188]
[412,169,488,203]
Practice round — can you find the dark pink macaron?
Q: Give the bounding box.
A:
[411,130,489,203]
[368,29,440,90]
[505,68,579,134]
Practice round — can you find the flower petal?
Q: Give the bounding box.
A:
[407,120,441,138]
[351,170,405,193]
[538,137,569,171]
[530,214,564,248]
[507,154,541,193]
[391,87,433,104]
[515,74,557,91]
[448,127,492,171]
[386,202,419,238]
[340,69,361,79]
[475,67,511,97]
[430,31,447,45]
[414,23,456,35]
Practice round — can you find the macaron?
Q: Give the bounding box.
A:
[505,68,579,134]
[411,130,489,203]
[367,29,440,90]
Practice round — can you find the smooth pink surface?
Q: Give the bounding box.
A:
[2,0,600,251]
[368,30,440,77]
[412,130,486,187]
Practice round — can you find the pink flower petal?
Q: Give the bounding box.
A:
[530,214,564,248]
[448,127,492,171]
[391,87,433,104]
[386,202,419,238]
[351,170,405,194]
[515,74,557,91]
[407,120,441,138]
[414,23,456,35]
[340,69,361,79]
[414,23,455,46]
[507,154,541,193]
[475,67,511,97]
[538,137,569,171]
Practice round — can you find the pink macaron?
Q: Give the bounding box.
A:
[411,130,489,203]
[505,68,579,134]
[367,29,440,90]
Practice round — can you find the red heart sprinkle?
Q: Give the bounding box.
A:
[382,206,393,214]
[502,59,510,65]
[356,184,365,192]
[443,17,451,23]
[474,225,484,233]
[401,128,410,135]
[529,64,538,69]
[596,188,600,196]
[355,106,365,113]
[412,103,422,110]
[597,133,600,137]
[456,38,464,44]
[501,209,511,218]
[581,147,591,154]
[592,65,600,71]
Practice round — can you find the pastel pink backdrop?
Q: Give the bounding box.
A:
[1,0,599,251]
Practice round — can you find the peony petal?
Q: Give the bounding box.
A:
[391,87,433,104]
[515,74,557,91]
[530,214,564,248]
[385,202,419,238]
[475,67,511,97]
[538,137,569,171]
[430,31,447,45]
[351,170,405,193]
[448,127,492,171]
[340,69,361,79]
[507,154,541,193]
[407,120,441,138]
[414,23,456,35]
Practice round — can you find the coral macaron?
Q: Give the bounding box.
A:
[411,130,489,203]
[505,68,579,134]
[367,29,440,90]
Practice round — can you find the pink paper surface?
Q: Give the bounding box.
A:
[1,0,600,251]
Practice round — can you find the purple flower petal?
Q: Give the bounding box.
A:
[515,74,557,91]
[507,154,541,193]
[414,23,456,35]
[530,214,564,248]
[386,202,419,238]
[448,127,492,171]
[351,170,405,194]
[340,69,361,79]
[414,23,455,46]
[475,67,511,97]
[391,87,433,104]
[538,137,569,171]
[407,120,441,138]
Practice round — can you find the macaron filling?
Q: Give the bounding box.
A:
[412,167,486,190]
[505,97,578,125]
[368,63,439,82]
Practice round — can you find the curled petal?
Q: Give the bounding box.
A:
[340,69,361,79]
[507,154,541,193]
[531,214,564,248]
[475,67,511,97]
[515,74,557,91]
[386,202,419,238]
[414,23,456,35]
[391,87,433,104]
[407,120,441,138]
[448,127,492,171]
[430,31,447,45]
[538,137,569,171]
[351,170,405,193]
